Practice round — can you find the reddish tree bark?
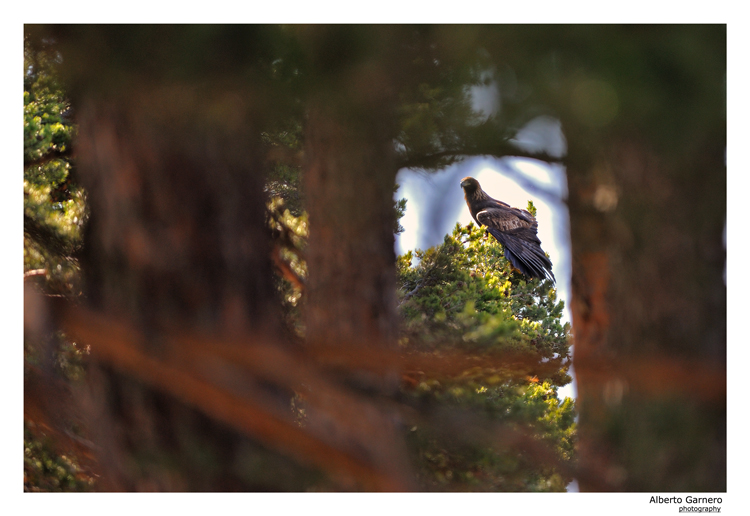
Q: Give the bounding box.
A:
[303,106,400,349]
[568,135,726,491]
[43,25,417,491]
[70,88,284,490]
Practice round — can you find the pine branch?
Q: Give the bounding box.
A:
[24,269,47,279]
[24,148,74,170]
[400,278,427,305]
[399,246,446,306]
[397,143,566,171]
[271,245,305,291]
[24,215,80,257]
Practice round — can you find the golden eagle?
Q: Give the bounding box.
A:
[460,176,555,282]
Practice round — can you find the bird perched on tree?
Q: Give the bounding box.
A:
[460,176,555,283]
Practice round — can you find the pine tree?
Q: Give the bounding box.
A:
[396,217,574,490]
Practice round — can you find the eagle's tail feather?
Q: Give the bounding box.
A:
[488,228,555,283]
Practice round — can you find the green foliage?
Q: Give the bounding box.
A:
[398,222,570,372]
[266,163,304,216]
[407,381,575,491]
[394,194,408,235]
[24,36,85,296]
[54,333,90,383]
[24,37,93,492]
[266,209,576,490]
[397,220,575,491]
[396,76,479,170]
[262,120,305,216]
[393,30,517,172]
[268,197,308,336]
[24,424,95,492]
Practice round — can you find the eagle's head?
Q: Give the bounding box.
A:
[460,176,480,194]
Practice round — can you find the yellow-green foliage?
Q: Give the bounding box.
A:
[267,197,308,335]
[398,222,569,365]
[268,197,308,278]
[24,37,92,491]
[24,425,95,492]
[24,38,85,295]
[397,220,575,491]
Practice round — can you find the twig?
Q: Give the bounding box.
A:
[400,277,427,306]
[24,148,74,170]
[398,144,566,172]
[271,245,305,291]
[24,269,47,280]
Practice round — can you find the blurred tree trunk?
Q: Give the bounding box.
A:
[566,89,726,491]
[569,138,726,491]
[477,25,728,491]
[73,91,285,491]
[299,26,404,351]
[44,25,415,491]
[304,105,399,349]
[299,109,414,483]
[47,26,308,491]
[298,27,414,486]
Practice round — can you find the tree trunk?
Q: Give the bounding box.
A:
[47,26,317,490]
[304,104,400,349]
[569,134,726,491]
[70,87,290,491]
[299,81,415,490]
[50,25,416,491]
